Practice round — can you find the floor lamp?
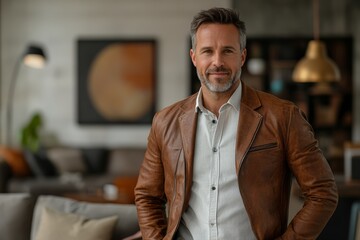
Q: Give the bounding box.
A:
[5,45,47,147]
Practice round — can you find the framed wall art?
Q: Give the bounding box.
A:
[77,39,157,124]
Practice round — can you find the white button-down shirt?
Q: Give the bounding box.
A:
[177,82,256,240]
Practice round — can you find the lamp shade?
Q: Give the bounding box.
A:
[23,45,47,69]
[292,40,340,83]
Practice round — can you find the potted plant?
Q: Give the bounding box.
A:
[20,112,58,178]
[20,112,43,152]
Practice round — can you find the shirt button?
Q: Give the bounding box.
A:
[211,186,216,190]
[212,119,217,124]
[211,223,215,226]
[212,147,217,152]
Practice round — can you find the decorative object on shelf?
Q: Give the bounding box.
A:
[292,0,340,83]
[247,58,266,76]
[246,43,266,76]
[5,45,47,146]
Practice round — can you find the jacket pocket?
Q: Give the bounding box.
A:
[248,142,278,152]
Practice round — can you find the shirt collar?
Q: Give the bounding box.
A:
[195,81,242,113]
[195,88,205,113]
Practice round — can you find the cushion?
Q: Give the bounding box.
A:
[0,146,30,177]
[106,148,145,176]
[46,148,86,174]
[31,195,139,240]
[24,149,58,178]
[0,160,12,192]
[35,207,118,240]
[81,148,109,174]
[0,193,36,240]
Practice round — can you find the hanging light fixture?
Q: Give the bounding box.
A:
[292,0,340,83]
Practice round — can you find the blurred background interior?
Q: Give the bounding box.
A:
[0,0,360,239]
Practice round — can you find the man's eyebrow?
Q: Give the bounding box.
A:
[198,46,238,52]
[199,46,212,51]
[223,46,237,50]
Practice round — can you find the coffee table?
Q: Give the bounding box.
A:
[63,191,132,204]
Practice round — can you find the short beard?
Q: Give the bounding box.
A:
[198,67,242,93]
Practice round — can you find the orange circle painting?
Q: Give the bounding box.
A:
[87,42,154,121]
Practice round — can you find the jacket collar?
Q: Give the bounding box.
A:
[179,81,262,120]
[240,81,262,111]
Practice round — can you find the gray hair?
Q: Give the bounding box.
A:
[190,7,246,51]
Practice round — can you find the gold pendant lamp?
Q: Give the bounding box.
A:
[292,0,340,83]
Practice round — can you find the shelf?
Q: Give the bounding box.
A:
[242,37,353,175]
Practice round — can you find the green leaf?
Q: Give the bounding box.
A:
[20,112,43,152]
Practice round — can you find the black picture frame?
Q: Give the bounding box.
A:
[77,39,157,125]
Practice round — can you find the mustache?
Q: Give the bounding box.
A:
[206,66,230,74]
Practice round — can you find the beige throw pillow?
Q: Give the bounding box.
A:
[35,207,118,240]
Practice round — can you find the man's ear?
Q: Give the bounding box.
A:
[190,48,196,67]
[241,48,247,67]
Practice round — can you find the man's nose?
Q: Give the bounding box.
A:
[212,53,224,67]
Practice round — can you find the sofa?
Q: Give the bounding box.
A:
[0,146,145,201]
[0,193,140,240]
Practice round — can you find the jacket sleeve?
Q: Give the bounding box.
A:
[134,113,168,239]
[280,106,338,239]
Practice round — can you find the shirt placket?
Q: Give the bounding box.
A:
[208,109,225,240]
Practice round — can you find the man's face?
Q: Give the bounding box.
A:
[190,23,246,93]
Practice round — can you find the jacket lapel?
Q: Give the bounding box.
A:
[178,96,198,208]
[235,83,263,173]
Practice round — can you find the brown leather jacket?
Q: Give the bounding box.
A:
[135,82,338,240]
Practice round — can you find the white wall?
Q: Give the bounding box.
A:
[0,0,231,147]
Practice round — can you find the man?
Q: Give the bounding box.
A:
[135,7,338,240]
